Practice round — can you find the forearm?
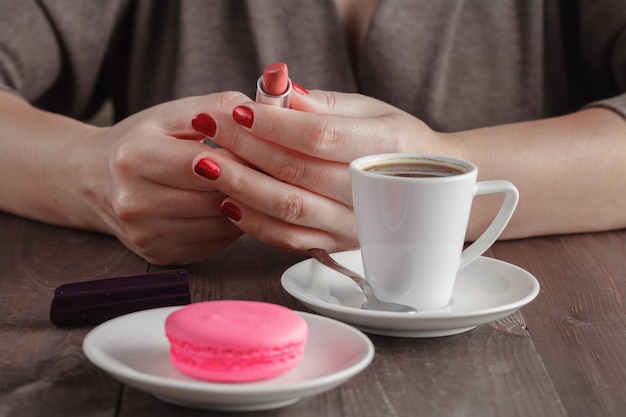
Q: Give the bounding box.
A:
[0,90,106,231]
[435,107,626,239]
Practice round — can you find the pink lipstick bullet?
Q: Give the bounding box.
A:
[256,62,292,107]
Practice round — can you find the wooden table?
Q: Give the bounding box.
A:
[1,211,624,417]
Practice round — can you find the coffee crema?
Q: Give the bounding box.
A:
[363,161,467,178]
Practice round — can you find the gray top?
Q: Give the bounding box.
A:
[1,0,625,131]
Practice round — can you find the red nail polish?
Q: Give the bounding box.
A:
[220,201,242,221]
[292,83,309,95]
[191,113,217,137]
[194,158,220,180]
[232,106,254,128]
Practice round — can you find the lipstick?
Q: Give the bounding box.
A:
[256,62,292,107]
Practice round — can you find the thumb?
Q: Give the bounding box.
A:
[289,86,392,117]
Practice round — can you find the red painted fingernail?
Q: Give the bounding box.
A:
[191,113,217,137]
[232,106,254,128]
[194,158,220,180]
[220,201,242,221]
[292,83,309,95]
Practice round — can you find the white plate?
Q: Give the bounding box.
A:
[83,307,374,411]
[281,250,540,337]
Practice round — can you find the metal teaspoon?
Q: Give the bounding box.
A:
[307,248,417,314]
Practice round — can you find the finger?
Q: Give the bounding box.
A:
[290,88,392,117]
[108,182,228,220]
[111,129,246,193]
[194,152,357,240]
[219,197,351,254]
[135,91,252,138]
[105,92,253,193]
[223,100,407,163]
[196,116,353,205]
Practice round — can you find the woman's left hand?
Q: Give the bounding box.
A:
[190,89,444,253]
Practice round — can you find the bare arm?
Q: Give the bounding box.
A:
[0,90,102,229]
[445,107,626,239]
[0,90,251,264]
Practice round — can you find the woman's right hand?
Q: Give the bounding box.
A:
[0,90,251,265]
[81,93,261,265]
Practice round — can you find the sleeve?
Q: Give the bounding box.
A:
[0,0,128,119]
[586,96,626,119]
[577,0,626,118]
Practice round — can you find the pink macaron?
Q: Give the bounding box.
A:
[165,300,308,382]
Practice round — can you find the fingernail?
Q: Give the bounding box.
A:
[232,106,254,128]
[194,158,220,180]
[220,201,242,221]
[292,83,309,95]
[191,113,217,137]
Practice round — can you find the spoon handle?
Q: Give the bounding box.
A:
[307,248,364,289]
[307,248,418,314]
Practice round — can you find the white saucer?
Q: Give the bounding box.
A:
[83,307,374,411]
[281,250,540,337]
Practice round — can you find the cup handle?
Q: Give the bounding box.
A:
[459,180,519,269]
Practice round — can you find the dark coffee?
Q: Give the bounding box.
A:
[363,161,467,178]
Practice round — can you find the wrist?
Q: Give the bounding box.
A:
[403,121,460,158]
[70,126,116,234]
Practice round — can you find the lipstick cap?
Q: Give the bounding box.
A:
[49,269,190,327]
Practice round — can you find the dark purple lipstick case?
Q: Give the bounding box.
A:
[50,269,190,327]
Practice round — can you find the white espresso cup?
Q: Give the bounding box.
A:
[350,154,519,311]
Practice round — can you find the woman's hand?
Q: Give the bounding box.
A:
[190,90,444,253]
[82,93,265,265]
[0,90,254,265]
[193,89,626,248]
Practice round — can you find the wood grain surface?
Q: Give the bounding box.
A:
[1,212,624,417]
